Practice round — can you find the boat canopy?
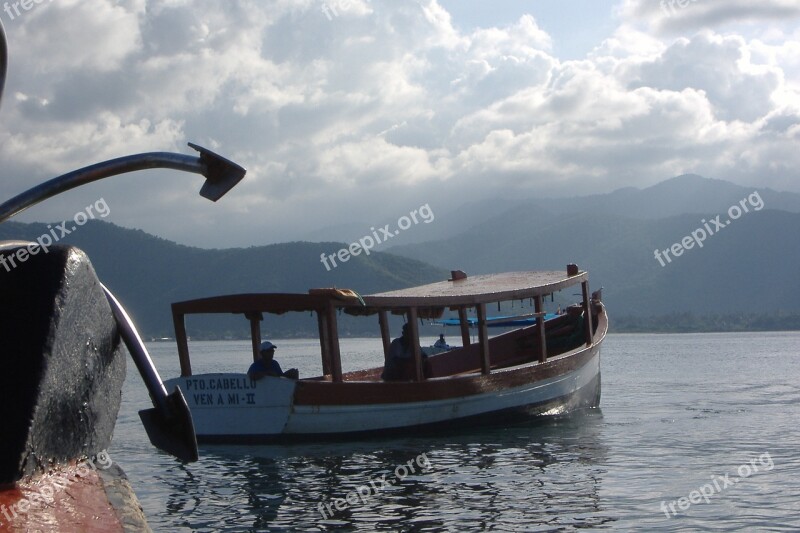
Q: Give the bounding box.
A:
[171,292,355,316]
[170,266,594,382]
[170,271,587,318]
[361,270,586,310]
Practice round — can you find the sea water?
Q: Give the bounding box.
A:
[110,332,800,531]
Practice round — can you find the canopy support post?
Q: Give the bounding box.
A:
[535,295,547,363]
[325,304,343,382]
[407,308,424,382]
[476,303,491,374]
[173,310,192,377]
[378,310,391,362]
[582,280,593,346]
[245,312,263,363]
[458,307,471,347]
[317,311,332,376]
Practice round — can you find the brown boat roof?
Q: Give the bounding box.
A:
[362,270,586,308]
[171,270,587,316]
[171,293,338,315]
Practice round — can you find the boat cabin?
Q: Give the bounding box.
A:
[171,265,603,383]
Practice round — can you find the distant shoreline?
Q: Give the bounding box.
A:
[149,312,800,340]
[610,327,800,334]
[611,312,800,334]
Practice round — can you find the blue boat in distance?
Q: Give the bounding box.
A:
[435,313,560,328]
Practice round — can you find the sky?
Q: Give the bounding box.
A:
[0,0,798,248]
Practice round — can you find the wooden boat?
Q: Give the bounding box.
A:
[164,265,607,443]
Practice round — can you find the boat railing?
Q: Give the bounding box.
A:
[483,311,547,324]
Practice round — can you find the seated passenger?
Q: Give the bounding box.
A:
[382,323,429,381]
[248,341,299,380]
[433,334,448,349]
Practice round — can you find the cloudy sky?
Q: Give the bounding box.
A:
[1,0,798,247]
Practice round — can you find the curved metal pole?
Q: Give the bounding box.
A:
[0,142,246,223]
[0,152,202,222]
[103,284,169,412]
[103,283,198,462]
[0,24,244,222]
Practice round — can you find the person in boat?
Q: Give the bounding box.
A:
[382,323,429,380]
[248,341,299,380]
[434,334,448,349]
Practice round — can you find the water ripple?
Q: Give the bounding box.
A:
[110,334,800,531]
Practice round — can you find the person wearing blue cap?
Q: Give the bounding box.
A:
[248,341,299,380]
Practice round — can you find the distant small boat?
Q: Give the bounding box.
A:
[164,265,607,442]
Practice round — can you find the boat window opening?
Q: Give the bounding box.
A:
[427,288,596,367]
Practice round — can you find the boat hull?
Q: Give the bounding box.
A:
[165,340,602,443]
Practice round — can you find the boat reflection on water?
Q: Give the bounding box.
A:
[152,410,613,530]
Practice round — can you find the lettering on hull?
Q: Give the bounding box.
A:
[182,376,260,406]
[184,377,257,392]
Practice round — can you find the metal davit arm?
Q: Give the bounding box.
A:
[0,143,246,224]
[0,23,242,223]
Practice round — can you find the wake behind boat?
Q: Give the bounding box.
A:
[164,265,607,443]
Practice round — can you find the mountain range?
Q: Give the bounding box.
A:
[390,175,800,317]
[1,174,797,337]
[0,221,446,338]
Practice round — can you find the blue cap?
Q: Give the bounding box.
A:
[260,341,277,352]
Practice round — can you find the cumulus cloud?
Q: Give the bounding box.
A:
[627,32,782,122]
[620,0,800,35]
[0,0,798,247]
